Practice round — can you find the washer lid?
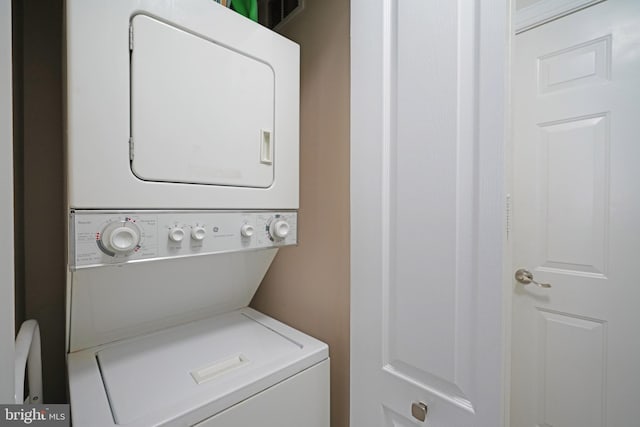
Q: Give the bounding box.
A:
[95,309,327,425]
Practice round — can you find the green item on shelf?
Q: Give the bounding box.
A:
[231,0,258,22]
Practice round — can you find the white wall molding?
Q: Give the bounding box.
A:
[515,0,606,33]
[0,0,16,404]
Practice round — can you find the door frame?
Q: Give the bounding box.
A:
[350,0,512,424]
[0,0,16,404]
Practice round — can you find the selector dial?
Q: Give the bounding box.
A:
[99,220,141,255]
[191,226,207,241]
[109,227,139,252]
[168,227,185,242]
[268,219,290,241]
[241,224,255,238]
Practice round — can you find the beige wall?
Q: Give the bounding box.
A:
[250,1,351,427]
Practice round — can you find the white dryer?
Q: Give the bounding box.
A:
[64,1,329,426]
[66,0,299,210]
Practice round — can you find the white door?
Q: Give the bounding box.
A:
[511,1,640,426]
[351,0,508,426]
[0,0,15,403]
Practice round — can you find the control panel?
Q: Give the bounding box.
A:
[70,210,297,269]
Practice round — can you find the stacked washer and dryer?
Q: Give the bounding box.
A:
[64,1,329,426]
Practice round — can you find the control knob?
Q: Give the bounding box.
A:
[241,224,255,238]
[191,225,207,241]
[99,221,141,255]
[168,227,185,242]
[269,219,290,241]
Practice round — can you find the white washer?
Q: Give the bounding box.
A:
[66,211,330,426]
[68,309,329,427]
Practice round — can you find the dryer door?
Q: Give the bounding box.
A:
[130,15,275,188]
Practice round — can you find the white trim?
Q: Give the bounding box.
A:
[0,0,16,404]
[515,0,605,33]
[349,0,386,424]
[477,1,510,425]
[503,3,515,426]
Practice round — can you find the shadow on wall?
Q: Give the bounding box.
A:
[250,0,351,426]
[13,0,67,403]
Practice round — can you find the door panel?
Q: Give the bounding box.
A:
[511,1,640,425]
[380,0,484,422]
[536,310,606,427]
[537,113,608,276]
[351,0,507,425]
[388,1,474,411]
[537,35,611,94]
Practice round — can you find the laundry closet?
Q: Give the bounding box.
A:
[62,0,334,425]
[11,0,351,425]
